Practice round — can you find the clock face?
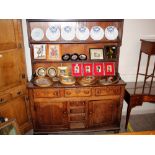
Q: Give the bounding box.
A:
[79,54,87,60]
[47,67,57,77]
[71,53,78,61]
[62,54,70,61]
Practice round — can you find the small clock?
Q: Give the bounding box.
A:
[70,53,79,61]
[62,53,70,61]
[79,54,87,60]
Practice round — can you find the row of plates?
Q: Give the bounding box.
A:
[31,26,118,41]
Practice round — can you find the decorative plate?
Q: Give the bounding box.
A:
[60,75,76,85]
[90,26,104,40]
[47,66,57,77]
[99,76,119,85]
[76,26,89,40]
[33,77,53,87]
[36,67,46,77]
[46,26,60,41]
[78,76,98,86]
[61,26,75,41]
[31,28,44,41]
[105,26,118,40]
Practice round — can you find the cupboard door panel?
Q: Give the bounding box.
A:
[0,51,21,88]
[0,103,14,119]
[35,102,68,130]
[88,100,119,127]
[0,20,17,51]
[11,96,30,126]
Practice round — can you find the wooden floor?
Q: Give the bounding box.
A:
[25,113,155,135]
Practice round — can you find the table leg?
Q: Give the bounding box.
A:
[125,104,132,130]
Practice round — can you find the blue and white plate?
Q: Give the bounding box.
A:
[76,26,89,40]
[105,26,118,40]
[90,26,104,40]
[46,26,60,41]
[61,26,75,41]
[31,28,44,41]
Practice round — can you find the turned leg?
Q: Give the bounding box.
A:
[125,104,132,130]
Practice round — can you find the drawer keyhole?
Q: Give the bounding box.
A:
[17,91,21,95]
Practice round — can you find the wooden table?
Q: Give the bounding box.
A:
[124,82,155,129]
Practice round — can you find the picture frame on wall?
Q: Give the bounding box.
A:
[104,62,115,76]
[72,63,82,77]
[83,63,93,76]
[33,44,46,59]
[89,48,104,60]
[94,62,104,76]
[47,44,61,60]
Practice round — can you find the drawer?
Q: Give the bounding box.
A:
[70,122,85,129]
[0,93,11,104]
[70,108,85,114]
[33,89,60,98]
[69,114,86,122]
[95,86,121,96]
[131,95,143,106]
[69,101,85,107]
[65,88,91,97]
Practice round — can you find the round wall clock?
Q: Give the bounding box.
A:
[70,53,79,61]
[62,53,71,61]
[79,54,87,60]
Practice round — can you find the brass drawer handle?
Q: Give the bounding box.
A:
[63,111,67,114]
[96,90,101,94]
[84,90,89,94]
[66,91,71,95]
[75,89,80,94]
[89,111,93,115]
[53,91,58,96]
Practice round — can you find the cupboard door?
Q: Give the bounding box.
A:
[0,96,32,134]
[11,96,32,133]
[0,19,26,90]
[0,51,22,89]
[0,103,15,120]
[88,100,119,127]
[34,102,68,130]
[10,96,30,129]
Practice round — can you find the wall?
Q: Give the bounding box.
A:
[22,19,155,115]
